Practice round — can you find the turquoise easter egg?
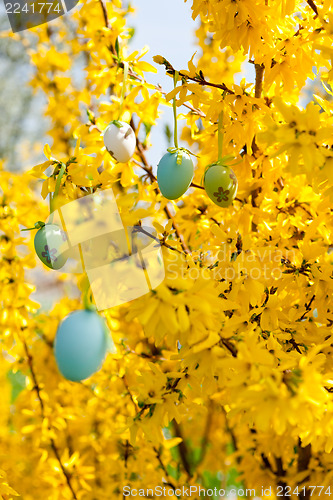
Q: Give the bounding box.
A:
[34,223,68,270]
[157,150,194,200]
[204,163,238,208]
[54,309,109,382]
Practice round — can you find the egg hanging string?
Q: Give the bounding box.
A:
[166,71,198,164]
[218,111,224,162]
[172,70,179,149]
[118,61,129,121]
[21,162,67,231]
[49,162,67,224]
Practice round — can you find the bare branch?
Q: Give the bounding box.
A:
[172,420,193,478]
[254,63,265,99]
[306,0,318,15]
[297,438,311,500]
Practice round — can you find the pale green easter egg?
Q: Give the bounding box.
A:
[204,164,238,208]
[157,150,194,200]
[34,223,68,270]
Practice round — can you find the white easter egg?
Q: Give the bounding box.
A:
[103,120,136,163]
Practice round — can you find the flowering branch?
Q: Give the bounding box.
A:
[154,56,234,95]
[121,375,179,491]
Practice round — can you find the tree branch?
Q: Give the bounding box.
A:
[254,63,265,99]
[164,205,191,254]
[219,336,238,358]
[297,438,311,500]
[275,456,288,498]
[196,400,214,466]
[121,374,178,491]
[306,0,318,15]
[156,58,234,95]
[98,0,109,28]
[172,420,193,478]
[221,407,242,470]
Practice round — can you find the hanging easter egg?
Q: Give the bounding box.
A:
[54,309,109,382]
[157,149,194,200]
[204,163,238,208]
[103,120,136,163]
[34,223,69,270]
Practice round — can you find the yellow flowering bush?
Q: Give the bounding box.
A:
[1,0,333,498]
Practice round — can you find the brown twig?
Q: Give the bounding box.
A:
[254,63,265,99]
[297,295,316,322]
[306,0,318,15]
[172,420,193,478]
[196,400,213,466]
[221,407,241,465]
[134,224,183,254]
[153,447,179,491]
[164,204,191,254]
[157,58,234,96]
[98,0,109,28]
[275,456,288,498]
[297,438,311,500]
[261,453,275,473]
[121,374,178,491]
[219,337,238,358]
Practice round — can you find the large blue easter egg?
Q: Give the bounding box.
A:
[54,310,109,382]
[204,163,238,208]
[34,223,68,270]
[157,150,194,200]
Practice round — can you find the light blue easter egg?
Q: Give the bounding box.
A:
[157,150,194,200]
[54,310,109,382]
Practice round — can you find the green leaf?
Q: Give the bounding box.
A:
[86,108,96,124]
[115,37,120,59]
[164,124,172,146]
[127,27,135,40]
[202,470,221,497]
[110,120,123,129]
[7,369,26,403]
[166,463,181,480]
[226,467,243,489]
